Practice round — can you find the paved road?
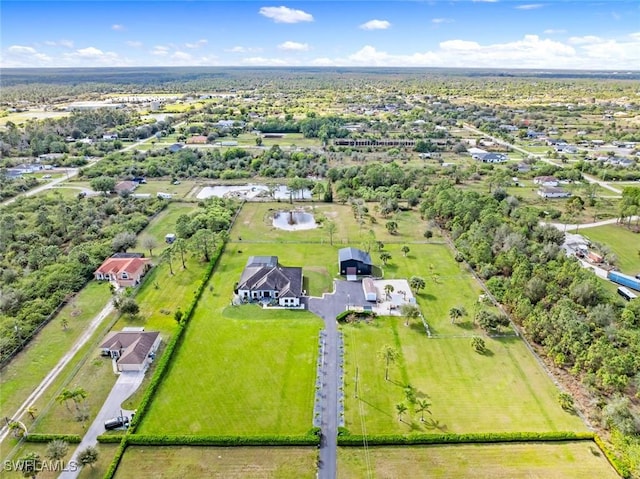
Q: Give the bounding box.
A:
[0,302,115,446]
[308,281,367,479]
[59,370,145,479]
[543,216,638,232]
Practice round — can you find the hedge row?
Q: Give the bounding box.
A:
[102,436,129,479]
[24,433,81,443]
[337,431,594,446]
[128,244,224,433]
[126,434,320,446]
[594,434,631,479]
[96,434,125,443]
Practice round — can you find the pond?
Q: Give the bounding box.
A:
[196,184,312,200]
[272,210,318,231]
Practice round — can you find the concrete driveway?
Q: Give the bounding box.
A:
[59,370,145,479]
[308,280,367,320]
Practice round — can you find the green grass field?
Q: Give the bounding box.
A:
[115,446,317,479]
[0,281,112,418]
[343,318,586,435]
[138,242,329,435]
[578,224,640,276]
[133,181,198,199]
[338,442,619,479]
[137,202,199,258]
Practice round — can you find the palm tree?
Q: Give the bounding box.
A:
[416,399,432,422]
[60,317,69,330]
[449,307,462,324]
[56,388,73,412]
[401,245,410,257]
[78,446,99,469]
[409,276,426,294]
[395,402,408,422]
[46,439,69,463]
[70,387,87,412]
[384,284,394,299]
[326,221,336,246]
[400,303,421,327]
[27,406,37,420]
[379,345,399,381]
[380,251,391,265]
[17,451,41,479]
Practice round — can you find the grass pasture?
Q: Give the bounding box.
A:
[343,318,586,435]
[338,442,618,479]
[578,224,640,276]
[115,446,317,479]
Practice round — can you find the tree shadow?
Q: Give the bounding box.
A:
[479,348,495,357]
[408,420,423,432]
[420,293,437,302]
[423,417,448,432]
[453,320,475,331]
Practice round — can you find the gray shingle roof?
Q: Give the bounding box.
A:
[339,247,372,265]
[238,256,302,298]
[100,331,160,366]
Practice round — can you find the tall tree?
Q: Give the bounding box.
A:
[326,221,336,246]
[46,440,69,463]
[56,388,73,412]
[401,245,410,257]
[379,345,399,381]
[380,251,392,265]
[140,236,158,257]
[112,232,137,253]
[161,246,174,275]
[395,402,408,422]
[385,220,398,235]
[90,176,116,195]
[17,451,42,479]
[190,229,217,262]
[400,303,421,327]
[409,276,426,294]
[415,399,432,422]
[173,238,188,269]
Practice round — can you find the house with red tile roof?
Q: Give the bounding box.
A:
[186,135,208,144]
[94,254,151,288]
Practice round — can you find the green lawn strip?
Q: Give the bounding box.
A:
[136,202,199,255]
[114,446,317,479]
[578,224,640,276]
[0,281,112,417]
[343,317,587,435]
[337,442,619,479]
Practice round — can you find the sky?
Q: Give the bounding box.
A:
[1,1,639,70]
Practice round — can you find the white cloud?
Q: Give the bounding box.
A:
[278,41,309,51]
[8,45,37,54]
[62,46,125,67]
[75,47,107,58]
[359,19,391,30]
[543,29,566,35]
[111,24,125,31]
[432,18,454,24]
[151,45,170,56]
[43,39,74,48]
[185,39,208,49]
[259,6,313,23]
[515,4,543,10]
[568,35,604,45]
[126,41,143,48]
[225,46,263,53]
[171,51,192,61]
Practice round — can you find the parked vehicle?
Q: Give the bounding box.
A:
[104,416,129,430]
[607,271,640,292]
[617,287,638,301]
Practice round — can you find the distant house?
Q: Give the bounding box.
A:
[533,176,559,187]
[114,181,138,194]
[186,135,208,145]
[94,255,151,288]
[100,329,161,372]
[339,248,373,279]
[237,256,303,307]
[516,163,531,173]
[475,152,508,163]
[537,186,571,198]
[168,143,184,153]
[103,133,118,140]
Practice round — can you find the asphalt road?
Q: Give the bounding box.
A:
[59,370,144,479]
[308,280,367,479]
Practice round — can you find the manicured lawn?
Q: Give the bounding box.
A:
[133,181,198,199]
[579,224,640,276]
[137,201,199,255]
[343,318,587,435]
[0,281,112,417]
[338,442,618,479]
[139,241,336,435]
[115,446,317,479]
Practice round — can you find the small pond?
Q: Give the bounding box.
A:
[197,184,312,200]
[272,210,318,231]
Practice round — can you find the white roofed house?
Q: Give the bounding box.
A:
[537,186,571,198]
[236,256,303,308]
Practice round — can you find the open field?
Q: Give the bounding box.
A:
[136,202,199,258]
[133,181,198,199]
[0,281,112,417]
[0,110,70,126]
[338,442,618,479]
[229,201,440,245]
[343,318,586,435]
[578,224,640,276]
[115,446,317,479]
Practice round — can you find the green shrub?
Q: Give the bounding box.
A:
[102,437,128,479]
[96,434,125,443]
[594,434,632,479]
[24,433,81,444]
[337,431,594,446]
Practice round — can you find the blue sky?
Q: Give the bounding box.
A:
[1,1,639,69]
